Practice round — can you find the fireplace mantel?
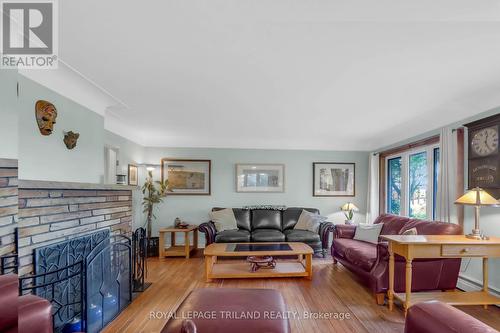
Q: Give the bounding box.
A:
[19,179,139,191]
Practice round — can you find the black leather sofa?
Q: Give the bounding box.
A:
[199,207,334,256]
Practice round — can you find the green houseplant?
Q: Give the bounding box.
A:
[142,170,170,255]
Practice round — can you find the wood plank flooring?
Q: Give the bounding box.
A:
[103,251,500,333]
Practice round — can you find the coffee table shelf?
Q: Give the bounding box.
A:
[209,261,309,279]
[204,242,313,282]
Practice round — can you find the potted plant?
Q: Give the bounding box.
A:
[142,170,169,256]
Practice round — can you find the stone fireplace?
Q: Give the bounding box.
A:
[0,159,18,273]
[17,180,135,276]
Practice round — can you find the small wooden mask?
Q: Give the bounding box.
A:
[63,131,79,149]
[35,100,58,135]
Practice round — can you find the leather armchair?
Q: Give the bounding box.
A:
[331,214,463,304]
[200,207,334,256]
[405,301,498,333]
[0,274,18,333]
[0,274,53,333]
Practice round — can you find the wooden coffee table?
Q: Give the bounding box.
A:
[203,242,313,282]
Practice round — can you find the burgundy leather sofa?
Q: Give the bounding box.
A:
[0,274,53,333]
[332,214,463,304]
[162,288,290,333]
[405,301,499,333]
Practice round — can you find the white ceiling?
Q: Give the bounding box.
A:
[58,0,500,151]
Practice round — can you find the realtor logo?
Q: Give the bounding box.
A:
[1,0,58,68]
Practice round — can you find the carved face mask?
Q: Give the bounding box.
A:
[35,100,58,135]
[63,131,79,149]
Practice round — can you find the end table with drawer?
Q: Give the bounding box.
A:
[159,225,198,258]
[382,235,500,315]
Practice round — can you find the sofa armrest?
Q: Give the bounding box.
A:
[375,241,390,264]
[405,301,498,333]
[19,294,53,333]
[198,222,217,245]
[334,224,356,239]
[318,222,334,249]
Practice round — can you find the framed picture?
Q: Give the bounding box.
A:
[236,164,285,193]
[128,164,138,186]
[313,162,355,197]
[161,159,211,195]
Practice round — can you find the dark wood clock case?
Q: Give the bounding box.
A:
[464,113,500,199]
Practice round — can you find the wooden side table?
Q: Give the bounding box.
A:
[381,235,500,316]
[159,225,198,259]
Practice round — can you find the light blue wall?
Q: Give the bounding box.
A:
[18,75,104,183]
[140,147,369,244]
[0,69,19,159]
[104,130,145,230]
[376,107,500,294]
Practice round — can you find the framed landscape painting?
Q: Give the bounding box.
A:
[313,162,355,197]
[161,159,211,195]
[236,164,285,193]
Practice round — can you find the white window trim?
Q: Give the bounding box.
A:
[385,143,439,219]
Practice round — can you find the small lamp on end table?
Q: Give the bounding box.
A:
[341,202,359,225]
[454,187,499,240]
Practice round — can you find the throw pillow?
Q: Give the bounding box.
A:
[294,210,327,233]
[210,208,238,232]
[401,227,418,235]
[353,223,384,244]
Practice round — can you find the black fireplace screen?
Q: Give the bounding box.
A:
[24,230,132,333]
[86,236,132,333]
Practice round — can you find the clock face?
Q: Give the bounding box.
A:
[471,126,499,157]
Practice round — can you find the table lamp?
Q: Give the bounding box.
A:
[341,202,359,225]
[454,187,499,239]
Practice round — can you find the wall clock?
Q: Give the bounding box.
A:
[465,113,500,199]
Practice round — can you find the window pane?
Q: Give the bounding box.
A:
[433,148,440,219]
[409,152,428,219]
[387,157,402,215]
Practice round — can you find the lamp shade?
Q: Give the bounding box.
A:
[341,202,359,211]
[454,187,499,206]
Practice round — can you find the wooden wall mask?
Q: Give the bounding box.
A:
[35,100,58,135]
[63,131,79,149]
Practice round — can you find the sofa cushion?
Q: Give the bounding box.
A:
[375,214,410,235]
[215,230,251,243]
[353,223,383,244]
[213,208,251,231]
[210,208,238,232]
[401,227,418,235]
[251,210,282,230]
[251,229,286,242]
[294,210,326,233]
[401,219,463,235]
[334,238,377,272]
[284,229,321,243]
[282,207,320,230]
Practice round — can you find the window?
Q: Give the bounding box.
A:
[409,151,427,218]
[384,143,439,219]
[387,157,402,215]
[433,148,440,219]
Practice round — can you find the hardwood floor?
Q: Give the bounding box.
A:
[103,251,500,333]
